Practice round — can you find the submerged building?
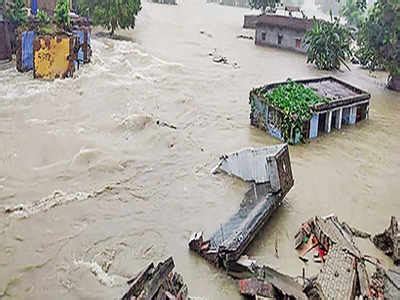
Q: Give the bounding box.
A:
[255,14,313,53]
[250,77,371,144]
[207,0,250,8]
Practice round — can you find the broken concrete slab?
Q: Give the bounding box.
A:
[234,256,308,300]
[189,145,293,268]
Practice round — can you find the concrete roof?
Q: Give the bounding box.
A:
[256,14,313,31]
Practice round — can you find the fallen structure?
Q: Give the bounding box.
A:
[235,256,308,299]
[122,257,188,300]
[373,216,400,265]
[250,77,371,144]
[189,144,294,269]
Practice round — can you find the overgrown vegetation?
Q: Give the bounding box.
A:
[357,0,400,91]
[4,0,27,26]
[77,0,141,36]
[248,0,280,13]
[54,0,70,29]
[304,16,352,71]
[253,81,327,142]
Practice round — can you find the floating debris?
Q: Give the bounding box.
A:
[122,257,188,300]
[236,34,253,40]
[156,120,177,130]
[199,30,213,38]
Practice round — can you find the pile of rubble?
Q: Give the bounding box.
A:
[120,143,398,299]
[294,215,400,300]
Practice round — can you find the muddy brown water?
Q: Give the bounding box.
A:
[0,1,398,299]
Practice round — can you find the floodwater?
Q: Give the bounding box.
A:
[0,1,399,299]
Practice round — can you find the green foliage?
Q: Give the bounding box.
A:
[5,0,27,26]
[77,0,141,36]
[340,0,366,27]
[254,81,327,142]
[54,0,70,29]
[248,0,280,13]
[304,17,353,71]
[37,9,51,25]
[359,0,400,77]
[355,21,381,70]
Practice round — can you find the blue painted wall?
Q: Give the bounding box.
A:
[73,30,85,63]
[342,107,351,125]
[349,106,357,125]
[309,113,319,139]
[21,31,35,71]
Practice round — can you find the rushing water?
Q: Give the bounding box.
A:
[0,1,399,299]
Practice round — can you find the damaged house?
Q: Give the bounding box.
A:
[255,14,313,53]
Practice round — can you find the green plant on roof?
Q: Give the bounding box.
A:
[254,80,327,143]
[54,0,70,30]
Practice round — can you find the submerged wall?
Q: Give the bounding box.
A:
[33,35,75,80]
[0,21,12,60]
[255,25,307,53]
[16,31,35,72]
[72,27,91,65]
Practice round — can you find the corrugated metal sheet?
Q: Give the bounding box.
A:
[0,21,12,60]
[213,144,286,183]
[17,31,35,72]
[33,35,75,80]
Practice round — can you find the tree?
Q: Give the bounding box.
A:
[54,0,70,29]
[359,0,400,91]
[4,0,27,26]
[248,0,280,13]
[340,0,366,28]
[354,20,381,71]
[304,16,352,71]
[78,0,141,36]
